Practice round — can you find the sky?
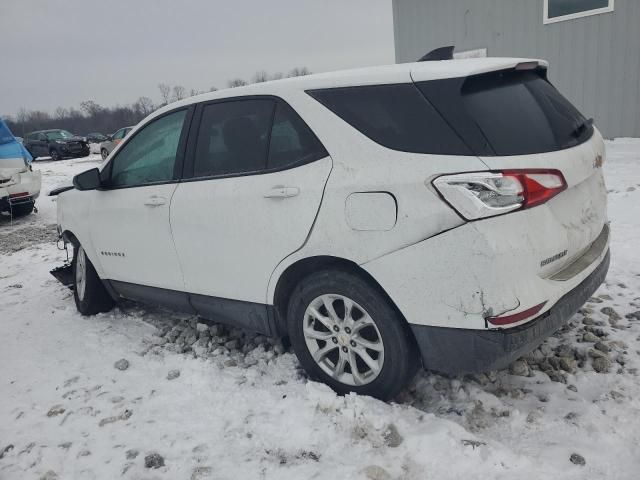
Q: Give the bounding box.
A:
[0,0,394,117]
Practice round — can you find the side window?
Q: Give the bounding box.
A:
[193,100,274,177]
[108,109,186,188]
[268,102,327,169]
[308,84,472,155]
[113,129,125,140]
[37,133,47,141]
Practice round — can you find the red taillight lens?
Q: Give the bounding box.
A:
[503,170,567,209]
[433,169,567,220]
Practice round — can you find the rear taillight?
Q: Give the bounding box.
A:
[433,169,567,221]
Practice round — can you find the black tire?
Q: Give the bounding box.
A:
[10,202,34,217]
[49,149,61,161]
[72,244,115,315]
[101,148,109,160]
[287,269,419,401]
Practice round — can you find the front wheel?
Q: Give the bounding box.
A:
[49,149,61,161]
[73,244,115,315]
[101,148,109,160]
[287,270,419,401]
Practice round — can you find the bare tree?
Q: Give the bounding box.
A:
[54,107,69,120]
[287,67,311,77]
[80,100,103,117]
[158,83,171,105]
[253,71,269,83]
[134,96,155,117]
[190,88,206,97]
[209,86,218,92]
[228,78,248,88]
[270,72,284,81]
[172,85,187,102]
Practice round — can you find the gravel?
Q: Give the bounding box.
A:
[144,452,165,469]
[382,423,403,448]
[570,453,586,466]
[0,222,58,254]
[114,358,130,371]
[592,357,611,373]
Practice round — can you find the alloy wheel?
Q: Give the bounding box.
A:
[75,247,87,301]
[303,294,385,386]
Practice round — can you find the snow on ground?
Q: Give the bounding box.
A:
[1,143,640,480]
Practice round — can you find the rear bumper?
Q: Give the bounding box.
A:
[0,171,41,211]
[411,249,609,374]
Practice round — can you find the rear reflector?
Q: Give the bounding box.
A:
[487,302,547,326]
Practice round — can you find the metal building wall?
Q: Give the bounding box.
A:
[392,0,640,138]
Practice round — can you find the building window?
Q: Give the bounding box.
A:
[544,0,614,24]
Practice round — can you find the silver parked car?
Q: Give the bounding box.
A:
[100,126,133,160]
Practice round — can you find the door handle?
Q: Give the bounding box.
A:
[144,195,167,207]
[263,187,300,199]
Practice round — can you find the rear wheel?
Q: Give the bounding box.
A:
[73,244,115,315]
[101,148,109,160]
[49,149,61,161]
[287,269,419,400]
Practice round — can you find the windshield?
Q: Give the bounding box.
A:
[45,130,75,140]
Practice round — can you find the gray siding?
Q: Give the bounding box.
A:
[393,0,640,138]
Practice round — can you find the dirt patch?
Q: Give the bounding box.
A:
[0,222,58,254]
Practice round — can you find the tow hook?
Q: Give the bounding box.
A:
[51,233,73,289]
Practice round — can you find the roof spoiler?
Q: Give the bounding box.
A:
[418,46,455,62]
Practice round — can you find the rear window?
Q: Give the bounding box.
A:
[308,69,592,157]
[421,70,593,156]
[307,84,471,155]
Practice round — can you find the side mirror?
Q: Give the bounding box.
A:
[73,168,102,191]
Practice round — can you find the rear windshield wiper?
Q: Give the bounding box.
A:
[571,118,594,138]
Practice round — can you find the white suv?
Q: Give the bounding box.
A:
[56,57,609,400]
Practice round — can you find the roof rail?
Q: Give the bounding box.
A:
[418,46,455,62]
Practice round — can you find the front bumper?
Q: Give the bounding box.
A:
[411,249,610,374]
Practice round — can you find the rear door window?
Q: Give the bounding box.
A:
[268,101,328,169]
[192,99,274,177]
[308,84,471,155]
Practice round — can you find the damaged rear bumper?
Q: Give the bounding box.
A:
[411,249,610,375]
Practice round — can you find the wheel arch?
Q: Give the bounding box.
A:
[271,255,416,342]
[60,228,106,277]
[61,229,80,246]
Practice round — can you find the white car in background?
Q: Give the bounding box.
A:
[100,126,133,160]
[54,55,609,400]
[1,123,41,217]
